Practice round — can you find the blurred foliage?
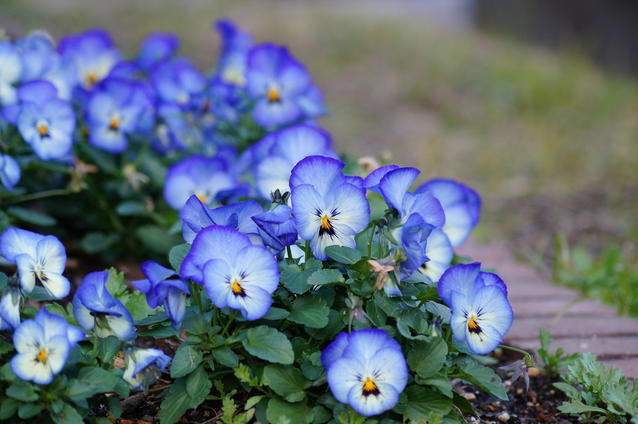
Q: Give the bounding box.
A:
[553,236,638,317]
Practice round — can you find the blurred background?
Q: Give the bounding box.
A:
[2,0,637,308]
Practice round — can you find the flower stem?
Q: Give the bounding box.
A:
[4,188,75,205]
[498,344,535,367]
[286,245,293,263]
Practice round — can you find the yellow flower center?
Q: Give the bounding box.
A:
[320,215,332,230]
[467,316,482,334]
[38,272,48,282]
[222,69,245,86]
[36,348,48,363]
[38,123,49,137]
[85,71,98,87]
[231,279,245,297]
[362,377,379,396]
[267,87,281,103]
[196,193,208,203]
[109,116,120,131]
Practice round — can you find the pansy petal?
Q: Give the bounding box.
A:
[326,356,363,402]
[0,227,43,263]
[40,272,71,299]
[347,381,400,417]
[13,319,44,352]
[289,155,345,196]
[379,167,420,212]
[290,184,325,240]
[234,245,279,294]
[226,285,273,320]
[202,258,232,309]
[437,262,482,306]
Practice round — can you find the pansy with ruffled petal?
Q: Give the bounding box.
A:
[123,348,171,391]
[180,226,279,320]
[252,204,298,253]
[72,271,136,341]
[323,329,408,417]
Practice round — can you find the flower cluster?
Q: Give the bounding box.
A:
[0,20,517,424]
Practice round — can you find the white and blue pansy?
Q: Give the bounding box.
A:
[180,195,263,244]
[180,226,279,320]
[163,155,238,210]
[215,19,253,87]
[438,263,513,354]
[0,227,71,298]
[136,32,180,71]
[0,286,22,330]
[0,40,22,105]
[290,156,370,260]
[0,153,21,190]
[15,80,76,161]
[419,227,454,282]
[10,309,83,385]
[252,204,298,253]
[133,261,190,329]
[249,124,337,199]
[323,329,408,417]
[123,348,171,391]
[72,271,136,341]
[416,178,481,248]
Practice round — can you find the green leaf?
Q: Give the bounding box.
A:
[185,365,211,399]
[558,400,609,415]
[212,346,239,368]
[288,296,329,328]
[408,338,448,379]
[171,344,203,378]
[97,336,120,364]
[403,385,453,420]
[279,259,322,294]
[115,201,147,216]
[0,398,19,420]
[79,232,120,254]
[7,381,39,402]
[7,206,56,226]
[51,403,84,424]
[243,325,294,364]
[307,269,344,285]
[182,310,213,335]
[169,243,190,271]
[457,359,508,401]
[135,312,168,326]
[263,307,290,320]
[325,246,363,264]
[263,365,311,402]
[18,403,43,419]
[136,225,181,255]
[159,366,211,424]
[266,398,314,424]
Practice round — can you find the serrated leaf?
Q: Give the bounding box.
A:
[243,325,294,364]
[457,359,508,401]
[97,336,120,364]
[307,269,344,285]
[171,344,203,378]
[404,385,453,420]
[266,398,314,424]
[408,338,448,379]
[288,296,329,328]
[279,259,322,294]
[263,365,311,402]
[263,307,290,320]
[7,381,38,402]
[212,346,239,368]
[51,403,84,424]
[159,366,211,424]
[325,246,362,264]
[558,400,608,414]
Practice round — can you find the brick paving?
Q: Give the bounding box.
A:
[459,240,638,378]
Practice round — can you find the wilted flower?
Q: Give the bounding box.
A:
[123,348,171,391]
[72,271,136,341]
[11,309,83,385]
[180,226,279,320]
[322,329,408,416]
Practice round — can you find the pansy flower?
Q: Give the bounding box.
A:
[247,124,337,199]
[416,178,481,248]
[215,19,253,87]
[151,58,205,108]
[290,156,369,260]
[0,227,71,298]
[10,309,83,385]
[15,80,75,160]
[72,271,136,341]
[245,43,325,128]
[164,155,238,210]
[322,329,408,417]
[134,261,190,329]
[123,348,171,391]
[252,204,298,253]
[136,32,180,71]
[58,28,121,91]
[0,287,21,330]
[0,41,22,105]
[438,263,512,354]
[180,226,279,320]
[0,153,21,190]
[180,195,262,244]
[86,77,147,153]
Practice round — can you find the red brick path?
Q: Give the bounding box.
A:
[459,241,638,378]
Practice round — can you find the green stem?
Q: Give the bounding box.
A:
[221,310,238,337]
[190,282,204,314]
[286,245,293,263]
[367,225,375,258]
[4,188,75,205]
[498,344,536,367]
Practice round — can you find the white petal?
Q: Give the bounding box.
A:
[326,357,363,403]
[40,272,70,299]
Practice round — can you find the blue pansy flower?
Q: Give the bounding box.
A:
[86,77,147,153]
[248,124,337,199]
[322,329,408,417]
[151,58,205,108]
[0,287,21,330]
[0,227,71,298]
[180,195,262,244]
[11,309,83,385]
[438,263,512,354]
[180,226,279,320]
[0,153,21,190]
[58,28,121,91]
[252,204,298,253]
[164,155,239,210]
[16,32,56,81]
[136,32,180,71]
[418,227,454,282]
[416,178,481,248]
[215,19,253,87]
[0,41,22,105]
[15,80,75,160]
[290,156,370,260]
[72,271,136,341]
[133,261,190,329]
[245,43,325,128]
[123,348,171,391]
